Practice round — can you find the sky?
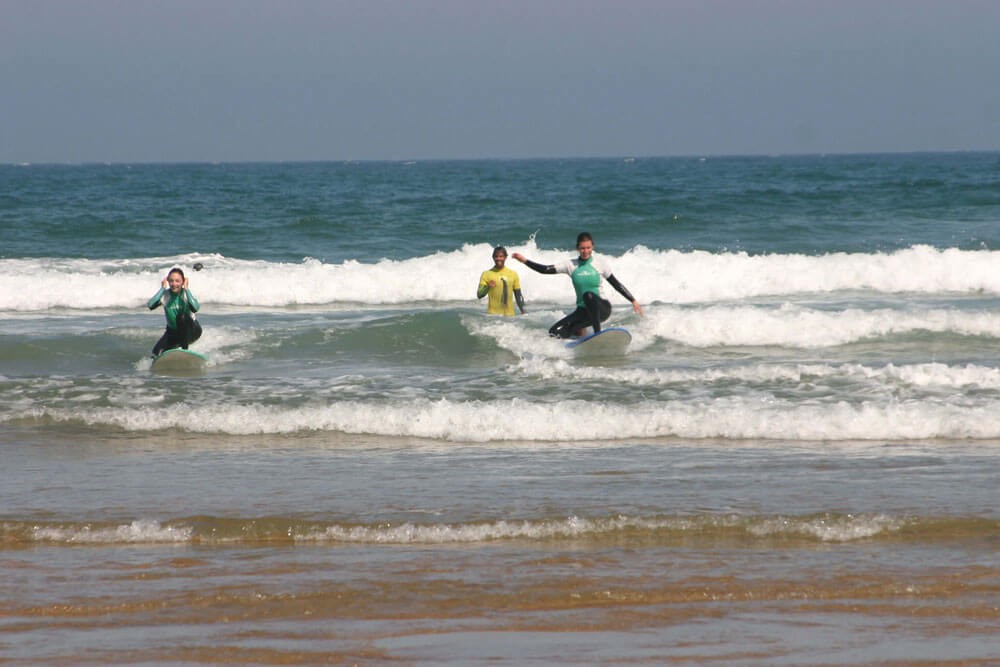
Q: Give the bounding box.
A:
[3,0,1000,163]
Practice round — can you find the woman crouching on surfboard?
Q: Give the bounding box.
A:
[512,232,643,339]
[147,267,202,356]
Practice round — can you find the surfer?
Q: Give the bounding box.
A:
[512,232,643,338]
[477,246,526,316]
[147,267,202,356]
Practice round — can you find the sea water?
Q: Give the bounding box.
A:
[2,154,999,665]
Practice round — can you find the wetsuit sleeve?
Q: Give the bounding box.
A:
[514,289,526,313]
[477,271,490,299]
[523,259,558,275]
[183,289,200,312]
[607,274,637,303]
[147,288,166,310]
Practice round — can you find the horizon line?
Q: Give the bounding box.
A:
[5,148,999,168]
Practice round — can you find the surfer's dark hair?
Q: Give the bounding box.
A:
[168,267,185,279]
[576,232,593,246]
[493,246,508,256]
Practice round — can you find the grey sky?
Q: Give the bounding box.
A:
[3,0,999,163]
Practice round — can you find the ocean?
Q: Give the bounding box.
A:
[2,154,999,665]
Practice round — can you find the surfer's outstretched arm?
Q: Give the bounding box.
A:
[511,253,557,275]
[607,274,644,316]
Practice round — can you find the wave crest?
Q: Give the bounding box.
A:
[4,245,1000,311]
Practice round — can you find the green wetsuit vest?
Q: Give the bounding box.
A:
[555,257,611,307]
[147,288,200,330]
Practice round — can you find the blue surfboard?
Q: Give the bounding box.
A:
[565,327,631,356]
[151,348,208,375]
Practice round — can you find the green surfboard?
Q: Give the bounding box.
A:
[151,348,208,375]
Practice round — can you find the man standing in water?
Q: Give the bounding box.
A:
[477,246,526,316]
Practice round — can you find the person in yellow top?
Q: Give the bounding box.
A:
[477,246,526,315]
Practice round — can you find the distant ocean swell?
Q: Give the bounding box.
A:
[4,244,1000,311]
[4,513,995,547]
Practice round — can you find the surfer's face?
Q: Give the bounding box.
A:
[577,239,594,260]
[167,272,184,292]
[493,252,507,268]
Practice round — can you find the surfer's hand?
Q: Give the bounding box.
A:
[512,253,525,263]
[633,301,644,316]
[161,278,169,289]
[183,278,189,289]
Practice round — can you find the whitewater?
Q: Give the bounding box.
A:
[4,243,1000,311]
[4,155,1000,666]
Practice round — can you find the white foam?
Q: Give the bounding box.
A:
[130,326,259,371]
[5,244,1000,311]
[464,312,573,358]
[512,358,1000,390]
[303,516,585,544]
[299,515,673,544]
[469,302,1000,355]
[747,513,904,542]
[623,244,1000,303]
[644,304,1000,348]
[20,514,901,545]
[15,394,1000,442]
[296,513,901,544]
[32,519,191,544]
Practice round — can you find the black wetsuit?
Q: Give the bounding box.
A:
[521,255,637,338]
